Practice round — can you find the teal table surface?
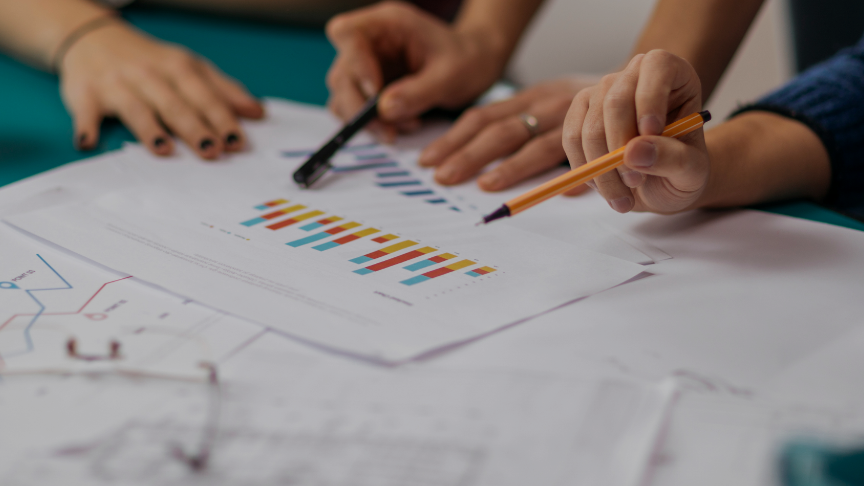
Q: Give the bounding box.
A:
[1,5,863,233]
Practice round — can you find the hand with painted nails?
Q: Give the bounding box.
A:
[325,0,542,142]
[417,77,598,191]
[562,50,710,214]
[59,21,263,159]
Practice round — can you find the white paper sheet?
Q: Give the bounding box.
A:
[6,155,644,361]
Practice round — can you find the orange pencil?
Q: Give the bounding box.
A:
[479,111,712,225]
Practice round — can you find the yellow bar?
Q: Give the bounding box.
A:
[352,227,381,237]
[378,234,399,241]
[417,246,437,254]
[291,210,325,221]
[437,253,457,260]
[277,204,306,214]
[382,240,417,254]
[326,216,345,223]
[479,266,497,273]
[446,259,475,271]
[340,222,362,230]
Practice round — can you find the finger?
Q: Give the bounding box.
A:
[129,70,221,159]
[603,55,647,192]
[103,81,174,156]
[173,64,246,152]
[419,97,533,167]
[635,50,701,136]
[326,12,385,99]
[379,61,453,122]
[477,128,568,191]
[433,113,540,185]
[624,134,708,192]
[582,78,635,213]
[65,87,102,151]
[200,61,264,120]
[564,184,592,197]
[328,67,370,122]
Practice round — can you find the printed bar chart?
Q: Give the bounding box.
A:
[313,228,380,251]
[355,152,388,160]
[426,198,447,204]
[254,199,289,210]
[332,162,398,172]
[266,210,325,230]
[377,181,422,188]
[376,171,411,178]
[350,241,418,264]
[401,190,435,196]
[372,234,399,244]
[287,222,361,247]
[400,260,476,286]
[354,247,436,275]
[300,216,344,231]
[466,266,497,277]
[241,204,306,226]
[404,253,457,271]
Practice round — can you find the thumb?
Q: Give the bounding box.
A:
[378,63,452,122]
[65,88,102,151]
[624,134,709,192]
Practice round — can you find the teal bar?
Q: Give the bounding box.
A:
[350,255,373,264]
[241,217,267,227]
[376,171,411,177]
[300,222,323,231]
[404,259,436,271]
[401,190,435,196]
[354,268,374,275]
[378,180,422,188]
[426,198,447,204]
[313,241,340,251]
[287,232,331,247]
[466,271,481,277]
[401,275,431,286]
[254,204,269,210]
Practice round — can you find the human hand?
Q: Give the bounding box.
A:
[59,22,264,159]
[417,77,598,191]
[325,1,508,141]
[562,50,709,214]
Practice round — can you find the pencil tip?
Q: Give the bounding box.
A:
[475,220,485,227]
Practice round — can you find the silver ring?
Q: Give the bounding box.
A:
[518,113,540,138]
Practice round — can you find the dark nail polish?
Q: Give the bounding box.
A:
[200,139,214,151]
[154,137,166,148]
[225,133,239,146]
[75,133,87,150]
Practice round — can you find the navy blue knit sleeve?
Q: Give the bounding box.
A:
[731,36,864,219]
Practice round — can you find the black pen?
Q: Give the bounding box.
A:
[292,93,380,188]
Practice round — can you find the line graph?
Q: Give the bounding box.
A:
[0,254,131,358]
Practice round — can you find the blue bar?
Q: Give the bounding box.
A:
[332,162,398,172]
[401,275,431,286]
[378,180,422,188]
[466,271,481,277]
[342,143,380,152]
[350,255,373,264]
[404,260,436,271]
[355,153,388,160]
[313,241,340,251]
[376,171,411,178]
[287,232,332,247]
[426,198,448,204]
[254,204,269,210]
[281,150,313,157]
[449,206,461,212]
[401,189,435,196]
[241,217,267,227]
[300,222,323,231]
[353,268,374,275]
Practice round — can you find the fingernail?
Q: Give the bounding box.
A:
[225,133,239,146]
[361,79,377,98]
[381,96,405,119]
[200,139,214,151]
[154,137,166,149]
[630,140,657,168]
[638,115,663,136]
[75,133,86,150]
[478,172,501,190]
[621,170,644,188]
[609,196,633,213]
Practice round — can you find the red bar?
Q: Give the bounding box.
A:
[326,226,351,235]
[429,255,449,263]
[424,267,455,279]
[472,268,490,275]
[262,209,288,220]
[332,234,361,245]
[365,250,426,272]
[266,218,300,230]
[363,250,387,260]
